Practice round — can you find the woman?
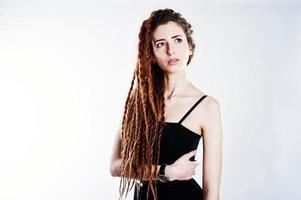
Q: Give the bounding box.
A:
[110,8,223,200]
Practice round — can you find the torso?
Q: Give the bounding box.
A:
[164,83,209,137]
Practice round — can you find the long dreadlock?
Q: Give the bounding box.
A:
[119,8,196,200]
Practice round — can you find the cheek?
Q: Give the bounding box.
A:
[178,43,189,51]
[179,46,191,58]
[153,52,167,69]
[153,50,165,61]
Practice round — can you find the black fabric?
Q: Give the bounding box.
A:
[133,95,208,200]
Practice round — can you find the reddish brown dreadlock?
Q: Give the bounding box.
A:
[119,8,196,200]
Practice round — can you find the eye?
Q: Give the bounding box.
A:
[175,38,183,43]
[156,42,165,48]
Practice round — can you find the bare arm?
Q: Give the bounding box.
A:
[202,97,223,200]
[109,119,123,177]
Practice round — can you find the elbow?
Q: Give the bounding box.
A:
[109,164,118,177]
[110,168,118,177]
[110,159,122,177]
[109,165,115,177]
[203,187,220,200]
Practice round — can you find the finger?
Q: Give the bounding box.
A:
[182,150,197,160]
[189,170,196,176]
[179,176,190,181]
[193,161,200,166]
[183,176,193,180]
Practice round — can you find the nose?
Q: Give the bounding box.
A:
[167,43,175,55]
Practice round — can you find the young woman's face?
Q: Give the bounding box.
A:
[151,21,192,73]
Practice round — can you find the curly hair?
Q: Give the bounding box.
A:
[119,8,196,200]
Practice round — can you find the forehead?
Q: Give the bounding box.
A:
[152,21,185,41]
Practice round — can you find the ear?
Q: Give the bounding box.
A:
[189,48,193,56]
[188,45,193,56]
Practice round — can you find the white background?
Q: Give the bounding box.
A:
[0,0,300,199]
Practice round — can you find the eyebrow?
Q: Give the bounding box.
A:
[153,35,183,44]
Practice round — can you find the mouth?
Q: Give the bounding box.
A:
[167,58,179,65]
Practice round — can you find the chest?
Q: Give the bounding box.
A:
[164,98,205,137]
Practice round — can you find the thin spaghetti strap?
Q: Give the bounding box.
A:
[178,95,208,124]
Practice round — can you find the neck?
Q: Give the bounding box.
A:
[164,70,189,99]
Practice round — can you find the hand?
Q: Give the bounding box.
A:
[165,150,199,181]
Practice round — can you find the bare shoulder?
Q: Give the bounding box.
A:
[186,83,221,125]
[201,96,222,136]
[188,82,220,106]
[203,95,221,113]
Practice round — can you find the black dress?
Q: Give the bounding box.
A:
[134,95,208,200]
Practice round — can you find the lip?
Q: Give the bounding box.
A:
[167,58,179,65]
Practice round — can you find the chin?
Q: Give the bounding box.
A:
[163,65,185,73]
